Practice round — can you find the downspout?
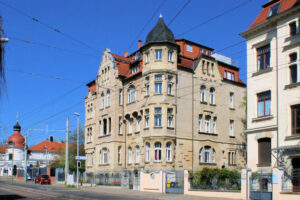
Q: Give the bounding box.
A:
[122,83,127,169]
[192,74,194,172]
[276,30,279,167]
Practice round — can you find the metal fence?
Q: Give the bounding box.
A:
[282,169,300,193]
[166,171,184,194]
[249,172,272,200]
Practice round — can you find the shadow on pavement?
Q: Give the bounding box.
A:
[0,194,25,200]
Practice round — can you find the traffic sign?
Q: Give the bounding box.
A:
[75,156,87,160]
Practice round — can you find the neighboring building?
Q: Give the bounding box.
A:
[241,0,300,195]
[0,122,66,176]
[85,17,246,175]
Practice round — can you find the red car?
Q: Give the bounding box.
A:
[34,174,51,185]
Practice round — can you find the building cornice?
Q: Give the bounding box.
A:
[245,125,278,134]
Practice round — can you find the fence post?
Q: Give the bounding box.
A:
[184,170,190,194]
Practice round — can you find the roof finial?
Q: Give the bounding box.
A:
[16,112,19,123]
[159,13,163,18]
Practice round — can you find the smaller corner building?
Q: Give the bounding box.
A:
[84,17,247,175]
[0,122,65,176]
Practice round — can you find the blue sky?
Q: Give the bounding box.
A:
[0,0,263,146]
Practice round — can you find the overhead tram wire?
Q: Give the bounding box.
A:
[9,37,99,59]
[167,0,192,26]
[176,0,253,37]
[0,1,100,53]
[127,0,167,51]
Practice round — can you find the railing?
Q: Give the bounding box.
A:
[282,169,300,193]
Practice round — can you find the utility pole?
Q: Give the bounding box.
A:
[24,131,28,182]
[74,112,80,189]
[65,117,69,185]
[46,124,48,166]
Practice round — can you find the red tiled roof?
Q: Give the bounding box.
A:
[7,131,25,148]
[248,0,298,30]
[28,141,66,153]
[0,145,5,153]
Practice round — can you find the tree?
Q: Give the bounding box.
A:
[51,124,85,172]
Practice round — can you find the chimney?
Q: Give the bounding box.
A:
[50,136,53,142]
[124,51,129,57]
[138,40,142,49]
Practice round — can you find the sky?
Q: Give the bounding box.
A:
[0,0,263,146]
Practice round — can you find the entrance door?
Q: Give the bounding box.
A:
[292,158,300,192]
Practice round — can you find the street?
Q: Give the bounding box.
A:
[0,179,231,200]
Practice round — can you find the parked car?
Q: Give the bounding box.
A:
[34,174,51,185]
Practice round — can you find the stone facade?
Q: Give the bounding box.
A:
[85,17,246,174]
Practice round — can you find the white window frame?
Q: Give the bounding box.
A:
[168,51,173,61]
[209,88,215,104]
[107,90,111,107]
[103,148,107,164]
[155,108,162,127]
[198,115,202,132]
[128,86,136,103]
[119,89,123,105]
[204,146,211,163]
[128,147,132,164]
[155,75,162,94]
[137,117,141,132]
[186,44,193,52]
[200,86,206,103]
[118,117,122,135]
[129,119,133,134]
[135,146,140,163]
[167,108,173,127]
[146,143,150,162]
[146,52,150,63]
[155,49,162,60]
[213,117,217,134]
[230,120,234,136]
[101,93,105,109]
[166,142,172,162]
[230,92,234,108]
[204,116,210,133]
[154,142,162,161]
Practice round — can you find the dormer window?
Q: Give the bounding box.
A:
[268,3,281,18]
[155,49,162,60]
[130,65,140,74]
[8,141,14,147]
[135,52,141,60]
[186,44,193,52]
[290,22,297,36]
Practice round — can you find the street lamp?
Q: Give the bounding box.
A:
[74,112,80,189]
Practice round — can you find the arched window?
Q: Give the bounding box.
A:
[199,148,203,163]
[212,149,216,163]
[128,147,132,164]
[154,142,162,161]
[209,88,215,104]
[166,142,172,162]
[200,86,206,103]
[128,86,136,103]
[103,148,107,164]
[204,146,211,163]
[101,93,105,109]
[136,146,140,163]
[145,143,150,162]
[107,90,111,107]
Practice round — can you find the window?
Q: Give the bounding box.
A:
[155,49,162,60]
[258,138,271,166]
[155,75,162,94]
[212,149,216,163]
[200,48,203,53]
[199,148,203,163]
[107,90,110,107]
[202,60,206,74]
[103,119,107,136]
[118,146,121,164]
[145,52,150,63]
[211,63,214,75]
[87,127,92,142]
[154,142,162,161]
[230,120,234,136]
[129,119,133,134]
[99,151,102,164]
[167,108,173,127]
[225,71,234,80]
[103,148,108,164]
[200,86,206,103]
[291,104,300,135]
[204,146,211,163]
[268,3,281,17]
[290,65,298,84]
[209,88,215,104]
[119,89,123,105]
[186,44,193,52]
[128,147,132,164]
[154,108,162,127]
[146,143,150,162]
[166,142,172,162]
[101,93,105,109]
[290,21,297,36]
[99,121,102,136]
[131,65,140,74]
[207,62,210,75]
[257,91,271,117]
[135,146,140,163]
[136,117,141,132]
[9,154,13,160]
[118,117,122,135]
[167,76,173,95]
[213,117,217,134]
[257,44,270,71]
[228,151,236,165]
[128,85,136,103]
[145,109,149,128]
[168,51,173,61]
[145,77,150,96]
[230,92,234,108]
[290,53,297,62]
[204,116,211,133]
[198,114,203,132]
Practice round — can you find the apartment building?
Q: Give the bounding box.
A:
[241,0,300,195]
[85,17,246,175]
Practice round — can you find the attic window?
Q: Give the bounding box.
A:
[8,141,14,147]
[267,3,281,18]
[186,44,193,52]
[135,52,141,60]
[130,65,140,74]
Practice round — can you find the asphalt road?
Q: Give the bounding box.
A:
[0,180,150,200]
